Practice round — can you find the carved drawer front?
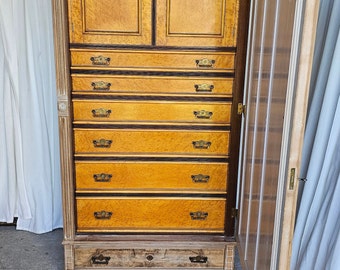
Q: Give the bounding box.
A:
[70,49,235,71]
[73,129,229,155]
[75,161,228,193]
[73,100,231,124]
[72,75,234,95]
[76,197,226,233]
[74,247,226,269]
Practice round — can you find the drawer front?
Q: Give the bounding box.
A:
[75,162,228,193]
[74,247,226,268]
[73,101,231,124]
[70,50,235,71]
[72,75,234,95]
[74,129,229,155]
[76,198,226,233]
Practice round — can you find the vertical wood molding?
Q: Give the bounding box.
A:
[277,0,320,269]
[51,0,75,265]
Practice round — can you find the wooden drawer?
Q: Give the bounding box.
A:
[74,247,227,269]
[75,161,228,193]
[76,197,226,233]
[73,100,231,124]
[73,129,229,156]
[70,49,235,71]
[72,75,234,95]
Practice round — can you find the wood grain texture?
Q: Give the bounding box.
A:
[74,247,226,268]
[76,197,226,232]
[156,0,239,47]
[72,100,231,124]
[70,49,235,71]
[69,0,153,45]
[73,129,230,155]
[71,75,234,95]
[75,161,228,193]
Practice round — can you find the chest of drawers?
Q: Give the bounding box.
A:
[53,0,249,268]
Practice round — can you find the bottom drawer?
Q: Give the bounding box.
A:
[76,197,226,233]
[74,246,233,269]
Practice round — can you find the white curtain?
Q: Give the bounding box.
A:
[0,1,62,233]
[291,0,340,268]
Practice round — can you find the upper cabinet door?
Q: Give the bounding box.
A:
[155,0,239,48]
[68,0,152,45]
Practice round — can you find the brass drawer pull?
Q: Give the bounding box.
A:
[195,58,215,68]
[90,55,111,65]
[91,81,111,91]
[94,210,113,220]
[193,110,213,119]
[194,83,214,92]
[93,139,112,148]
[93,173,112,182]
[91,108,112,118]
[191,174,210,183]
[189,255,208,263]
[190,211,208,220]
[91,254,111,265]
[192,140,211,149]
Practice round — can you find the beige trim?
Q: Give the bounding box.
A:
[277,0,320,269]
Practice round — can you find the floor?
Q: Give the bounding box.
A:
[0,226,242,269]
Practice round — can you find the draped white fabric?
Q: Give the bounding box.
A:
[291,0,340,268]
[0,1,62,233]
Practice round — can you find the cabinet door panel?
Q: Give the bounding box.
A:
[156,0,239,47]
[69,0,152,45]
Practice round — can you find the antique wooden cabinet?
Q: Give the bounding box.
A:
[53,0,249,269]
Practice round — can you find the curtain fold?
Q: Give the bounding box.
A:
[291,0,340,268]
[0,0,62,233]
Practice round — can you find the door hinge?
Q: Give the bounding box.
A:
[231,208,238,219]
[237,103,246,115]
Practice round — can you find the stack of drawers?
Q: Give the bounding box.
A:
[54,0,245,268]
[71,49,234,234]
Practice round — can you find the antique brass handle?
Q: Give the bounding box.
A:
[193,110,213,119]
[90,55,111,65]
[192,140,211,149]
[194,83,214,92]
[92,108,112,118]
[94,210,112,220]
[189,255,208,263]
[93,139,112,148]
[93,173,112,182]
[190,211,208,220]
[91,81,111,91]
[91,254,111,265]
[191,174,210,183]
[195,58,215,68]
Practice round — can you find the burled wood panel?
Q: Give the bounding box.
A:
[73,129,230,155]
[156,0,239,47]
[76,197,226,233]
[75,161,228,193]
[70,49,235,71]
[69,0,153,45]
[72,100,231,124]
[72,75,234,96]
